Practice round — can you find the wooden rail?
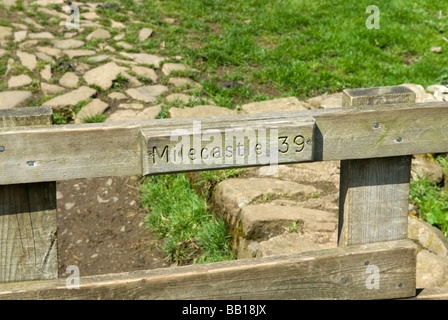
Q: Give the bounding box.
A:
[0,240,416,300]
[0,101,447,184]
[0,85,447,299]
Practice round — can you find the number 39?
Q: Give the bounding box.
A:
[278,135,305,154]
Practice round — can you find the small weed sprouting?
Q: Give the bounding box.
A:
[409,156,448,238]
[285,220,301,234]
[194,169,245,199]
[82,114,108,123]
[112,74,128,88]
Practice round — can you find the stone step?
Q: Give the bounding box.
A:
[167,105,237,118]
[255,232,336,258]
[249,215,448,289]
[240,97,312,114]
[240,204,337,241]
[248,161,340,186]
[235,203,338,259]
[213,177,320,227]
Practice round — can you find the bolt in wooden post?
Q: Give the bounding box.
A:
[338,86,416,246]
[0,107,58,283]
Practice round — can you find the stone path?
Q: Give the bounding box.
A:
[1,2,447,121]
[1,0,447,290]
[0,0,206,121]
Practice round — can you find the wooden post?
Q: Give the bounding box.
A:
[0,107,58,283]
[338,86,416,246]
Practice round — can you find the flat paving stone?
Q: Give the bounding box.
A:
[131,65,158,83]
[161,62,196,76]
[53,39,85,50]
[16,51,37,71]
[13,30,27,42]
[59,72,79,88]
[86,28,111,41]
[83,62,127,91]
[75,99,109,124]
[41,82,65,95]
[120,53,166,68]
[0,91,33,109]
[125,85,168,103]
[167,105,237,118]
[8,74,33,89]
[43,86,97,109]
[64,49,96,59]
[28,32,55,39]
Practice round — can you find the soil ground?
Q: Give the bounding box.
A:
[56,175,171,278]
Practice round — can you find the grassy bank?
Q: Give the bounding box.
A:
[107,0,448,104]
[140,172,238,265]
[131,0,448,262]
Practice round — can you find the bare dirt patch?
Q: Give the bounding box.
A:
[56,175,171,278]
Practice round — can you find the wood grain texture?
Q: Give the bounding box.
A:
[0,107,57,283]
[404,286,448,300]
[0,102,447,184]
[0,107,53,128]
[0,240,416,300]
[338,86,415,246]
[338,157,411,245]
[342,86,416,108]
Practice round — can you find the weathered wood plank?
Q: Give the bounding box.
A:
[342,86,416,108]
[338,157,411,245]
[0,240,416,300]
[141,118,315,175]
[338,86,414,246]
[0,102,447,184]
[403,286,448,300]
[0,107,58,283]
[0,107,53,128]
[313,101,448,160]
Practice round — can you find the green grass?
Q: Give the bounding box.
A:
[84,37,105,51]
[53,112,69,125]
[192,168,245,199]
[82,114,108,123]
[82,1,448,107]
[73,99,92,114]
[113,0,448,105]
[140,173,234,264]
[112,73,129,89]
[25,8,50,26]
[136,75,154,85]
[410,178,448,236]
[11,0,24,11]
[409,155,448,237]
[49,99,92,125]
[0,54,10,75]
[437,155,448,178]
[45,0,448,112]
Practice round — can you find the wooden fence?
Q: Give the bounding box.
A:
[0,85,448,299]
